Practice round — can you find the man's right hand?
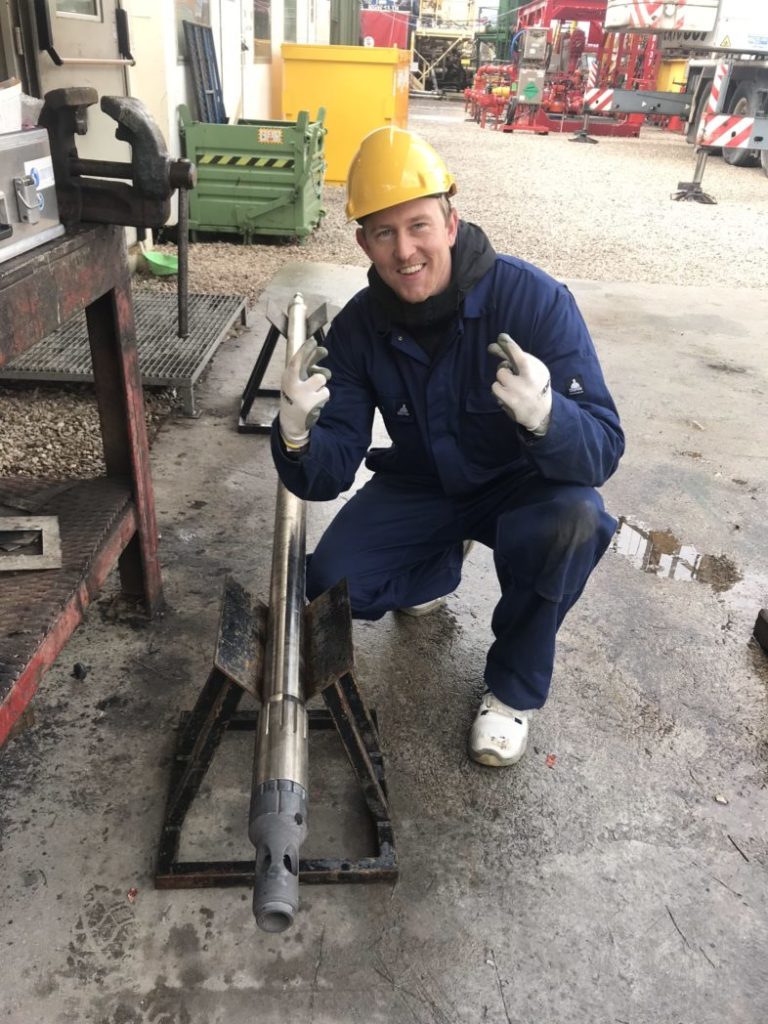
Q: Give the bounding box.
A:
[278,337,331,449]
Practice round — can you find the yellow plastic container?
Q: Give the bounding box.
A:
[281,44,411,184]
[656,60,688,94]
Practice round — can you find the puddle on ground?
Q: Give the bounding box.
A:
[611,518,742,593]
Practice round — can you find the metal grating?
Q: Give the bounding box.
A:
[0,292,247,416]
[0,477,133,701]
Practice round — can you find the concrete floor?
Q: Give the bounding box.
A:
[1,264,767,1024]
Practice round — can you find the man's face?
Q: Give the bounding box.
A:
[356,196,459,304]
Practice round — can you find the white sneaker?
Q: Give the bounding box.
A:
[397,595,448,617]
[468,691,529,767]
[398,542,475,617]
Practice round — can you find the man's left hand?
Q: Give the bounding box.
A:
[488,333,552,435]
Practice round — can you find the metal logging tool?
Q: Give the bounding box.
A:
[248,293,311,931]
[154,292,397,930]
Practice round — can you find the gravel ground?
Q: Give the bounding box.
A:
[0,385,180,478]
[2,96,766,478]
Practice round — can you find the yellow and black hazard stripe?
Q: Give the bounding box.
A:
[198,153,294,169]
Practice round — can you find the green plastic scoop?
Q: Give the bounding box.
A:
[142,250,178,276]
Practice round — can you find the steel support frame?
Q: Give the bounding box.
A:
[609,89,693,117]
[238,316,327,435]
[0,224,163,745]
[154,579,398,889]
[412,34,470,92]
[501,104,641,136]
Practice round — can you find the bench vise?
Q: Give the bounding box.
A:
[39,87,196,228]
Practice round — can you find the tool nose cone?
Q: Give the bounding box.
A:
[255,899,295,933]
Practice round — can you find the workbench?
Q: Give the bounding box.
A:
[0,224,163,747]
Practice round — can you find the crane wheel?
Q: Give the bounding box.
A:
[722,83,761,168]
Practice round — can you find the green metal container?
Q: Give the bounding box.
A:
[178,106,327,241]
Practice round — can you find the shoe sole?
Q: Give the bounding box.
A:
[469,747,525,767]
[398,545,473,617]
[397,596,448,617]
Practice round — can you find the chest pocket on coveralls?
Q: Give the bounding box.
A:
[462,385,519,467]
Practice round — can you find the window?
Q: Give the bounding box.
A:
[56,1,100,17]
[284,0,297,43]
[253,0,271,62]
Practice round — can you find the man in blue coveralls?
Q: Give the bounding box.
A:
[272,126,624,767]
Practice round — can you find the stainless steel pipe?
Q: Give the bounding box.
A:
[249,293,310,933]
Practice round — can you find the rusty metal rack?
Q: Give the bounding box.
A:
[0,291,247,418]
[155,577,398,889]
[0,225,163,747]
[0,478,136,729]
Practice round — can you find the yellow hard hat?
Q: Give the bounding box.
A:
[345,126,457,222]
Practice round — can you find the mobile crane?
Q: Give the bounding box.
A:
[605,0,768,174]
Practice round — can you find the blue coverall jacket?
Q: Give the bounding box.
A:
[273,254,623,499]
[271,253,624,708]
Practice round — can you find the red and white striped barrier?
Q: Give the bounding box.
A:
[697,114,756,149]
[585,88,615,113]
[707,61,729,115]
[586,58,598,93]
[628,1,686,30]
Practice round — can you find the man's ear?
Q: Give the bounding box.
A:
[447,207,459,246]
[356,226,372,258]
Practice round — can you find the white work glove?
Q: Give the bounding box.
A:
[278,336,331,449]
[488,333,552,436]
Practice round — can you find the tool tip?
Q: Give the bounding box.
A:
[256,901,295,933]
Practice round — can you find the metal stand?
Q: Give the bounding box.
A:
[238,301,330,434]
[177,186,190,340]
[154,577,398,889]
[571,110,598,144]
[671,150,717,204]
[0,226,164,745]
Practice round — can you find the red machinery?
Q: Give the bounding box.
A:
[467,0,660,136]
[465,63,517,127]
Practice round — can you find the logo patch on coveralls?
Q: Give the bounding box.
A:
[566,375,585,396]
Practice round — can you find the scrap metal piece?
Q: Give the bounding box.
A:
[213,576,267,699]
[303,578,355,701]
[0,515,61,571]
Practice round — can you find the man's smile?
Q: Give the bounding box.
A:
[356,195,458,302]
